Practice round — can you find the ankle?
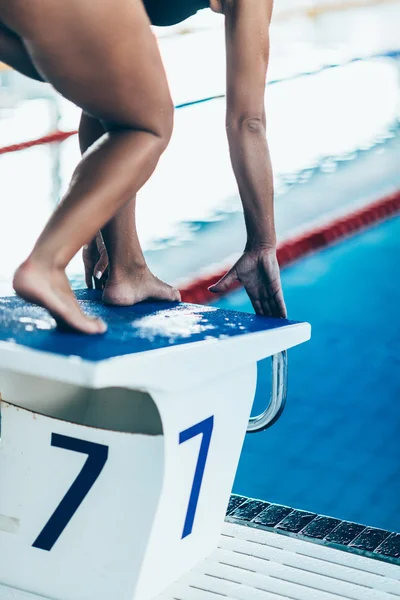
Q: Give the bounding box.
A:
[28,248,68,272]
[108,260,148,282]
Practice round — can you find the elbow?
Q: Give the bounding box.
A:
[226,115,266,137]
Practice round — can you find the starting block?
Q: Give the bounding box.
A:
[0,290,310,600]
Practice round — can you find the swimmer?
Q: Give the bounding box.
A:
[0,0,286,334]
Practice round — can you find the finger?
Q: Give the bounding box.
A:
[208,268,237,294]
[101,266,109,286]
[249,295,264,316]
[260,296,273,317]
[93,266,104,290]
[93,256,108,288]
[94,270,104,290]
[274,290,288,319]
[96,233,106,254]
[268,287,287,319]
[84,265,93,289]
[94,258,108,280]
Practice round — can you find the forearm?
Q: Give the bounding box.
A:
[227,119,276,250]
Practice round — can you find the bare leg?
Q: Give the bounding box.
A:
[0,22,44,81]
[1,0,176,333]
[79,113,180,305]
[101,199,181,305]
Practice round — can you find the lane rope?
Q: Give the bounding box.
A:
[0,131,76,156]
[179,190,400,303]
[1,48,399,306]
[0,48,399,156]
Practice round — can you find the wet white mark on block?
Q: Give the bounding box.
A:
[0,514,20,534]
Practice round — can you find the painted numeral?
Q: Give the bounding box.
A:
[179,416,214,539]
[33,433,108,551]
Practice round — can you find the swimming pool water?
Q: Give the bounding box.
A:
[216,216,400,533]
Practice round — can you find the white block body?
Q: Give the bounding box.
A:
[0,298,311,600]
[0,365,257,600]
[0,400,163,600]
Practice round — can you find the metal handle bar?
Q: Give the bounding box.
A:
[247,351,288,433]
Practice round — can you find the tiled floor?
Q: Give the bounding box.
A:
[163,521,400,600]
[2,519,399,600]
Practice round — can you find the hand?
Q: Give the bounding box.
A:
[82,232,109,290]
[209,247,287,318]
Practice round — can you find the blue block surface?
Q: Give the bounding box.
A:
[0,291,298,362]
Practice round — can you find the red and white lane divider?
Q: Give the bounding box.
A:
[1,129,399,305]
[0,130,77,156]
[179,190,400,304]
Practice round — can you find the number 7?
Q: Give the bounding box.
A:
[33,434,108,551]
[179,416,214,539]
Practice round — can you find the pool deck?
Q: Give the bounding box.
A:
[165,520,400,600]
[1,495,399,600]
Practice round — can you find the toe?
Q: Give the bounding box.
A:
[173,288,181,302]
[55,313,107,335]
[94,319,108,334]
[162,285,181,302]
[79,316,107,335]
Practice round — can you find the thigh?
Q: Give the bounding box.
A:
[0,0,173,132]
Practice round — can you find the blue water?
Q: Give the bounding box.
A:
[217,216,400,533]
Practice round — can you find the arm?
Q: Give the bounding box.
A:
[209,0,286,317]
[224,0,274,248]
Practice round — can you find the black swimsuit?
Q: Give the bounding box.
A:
[143,0,209,27]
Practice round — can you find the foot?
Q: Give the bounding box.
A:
[13,259,107,335]
[102,266,181,306]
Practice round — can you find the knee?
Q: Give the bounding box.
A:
[150,101,174,150]
[105,100,174,152]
